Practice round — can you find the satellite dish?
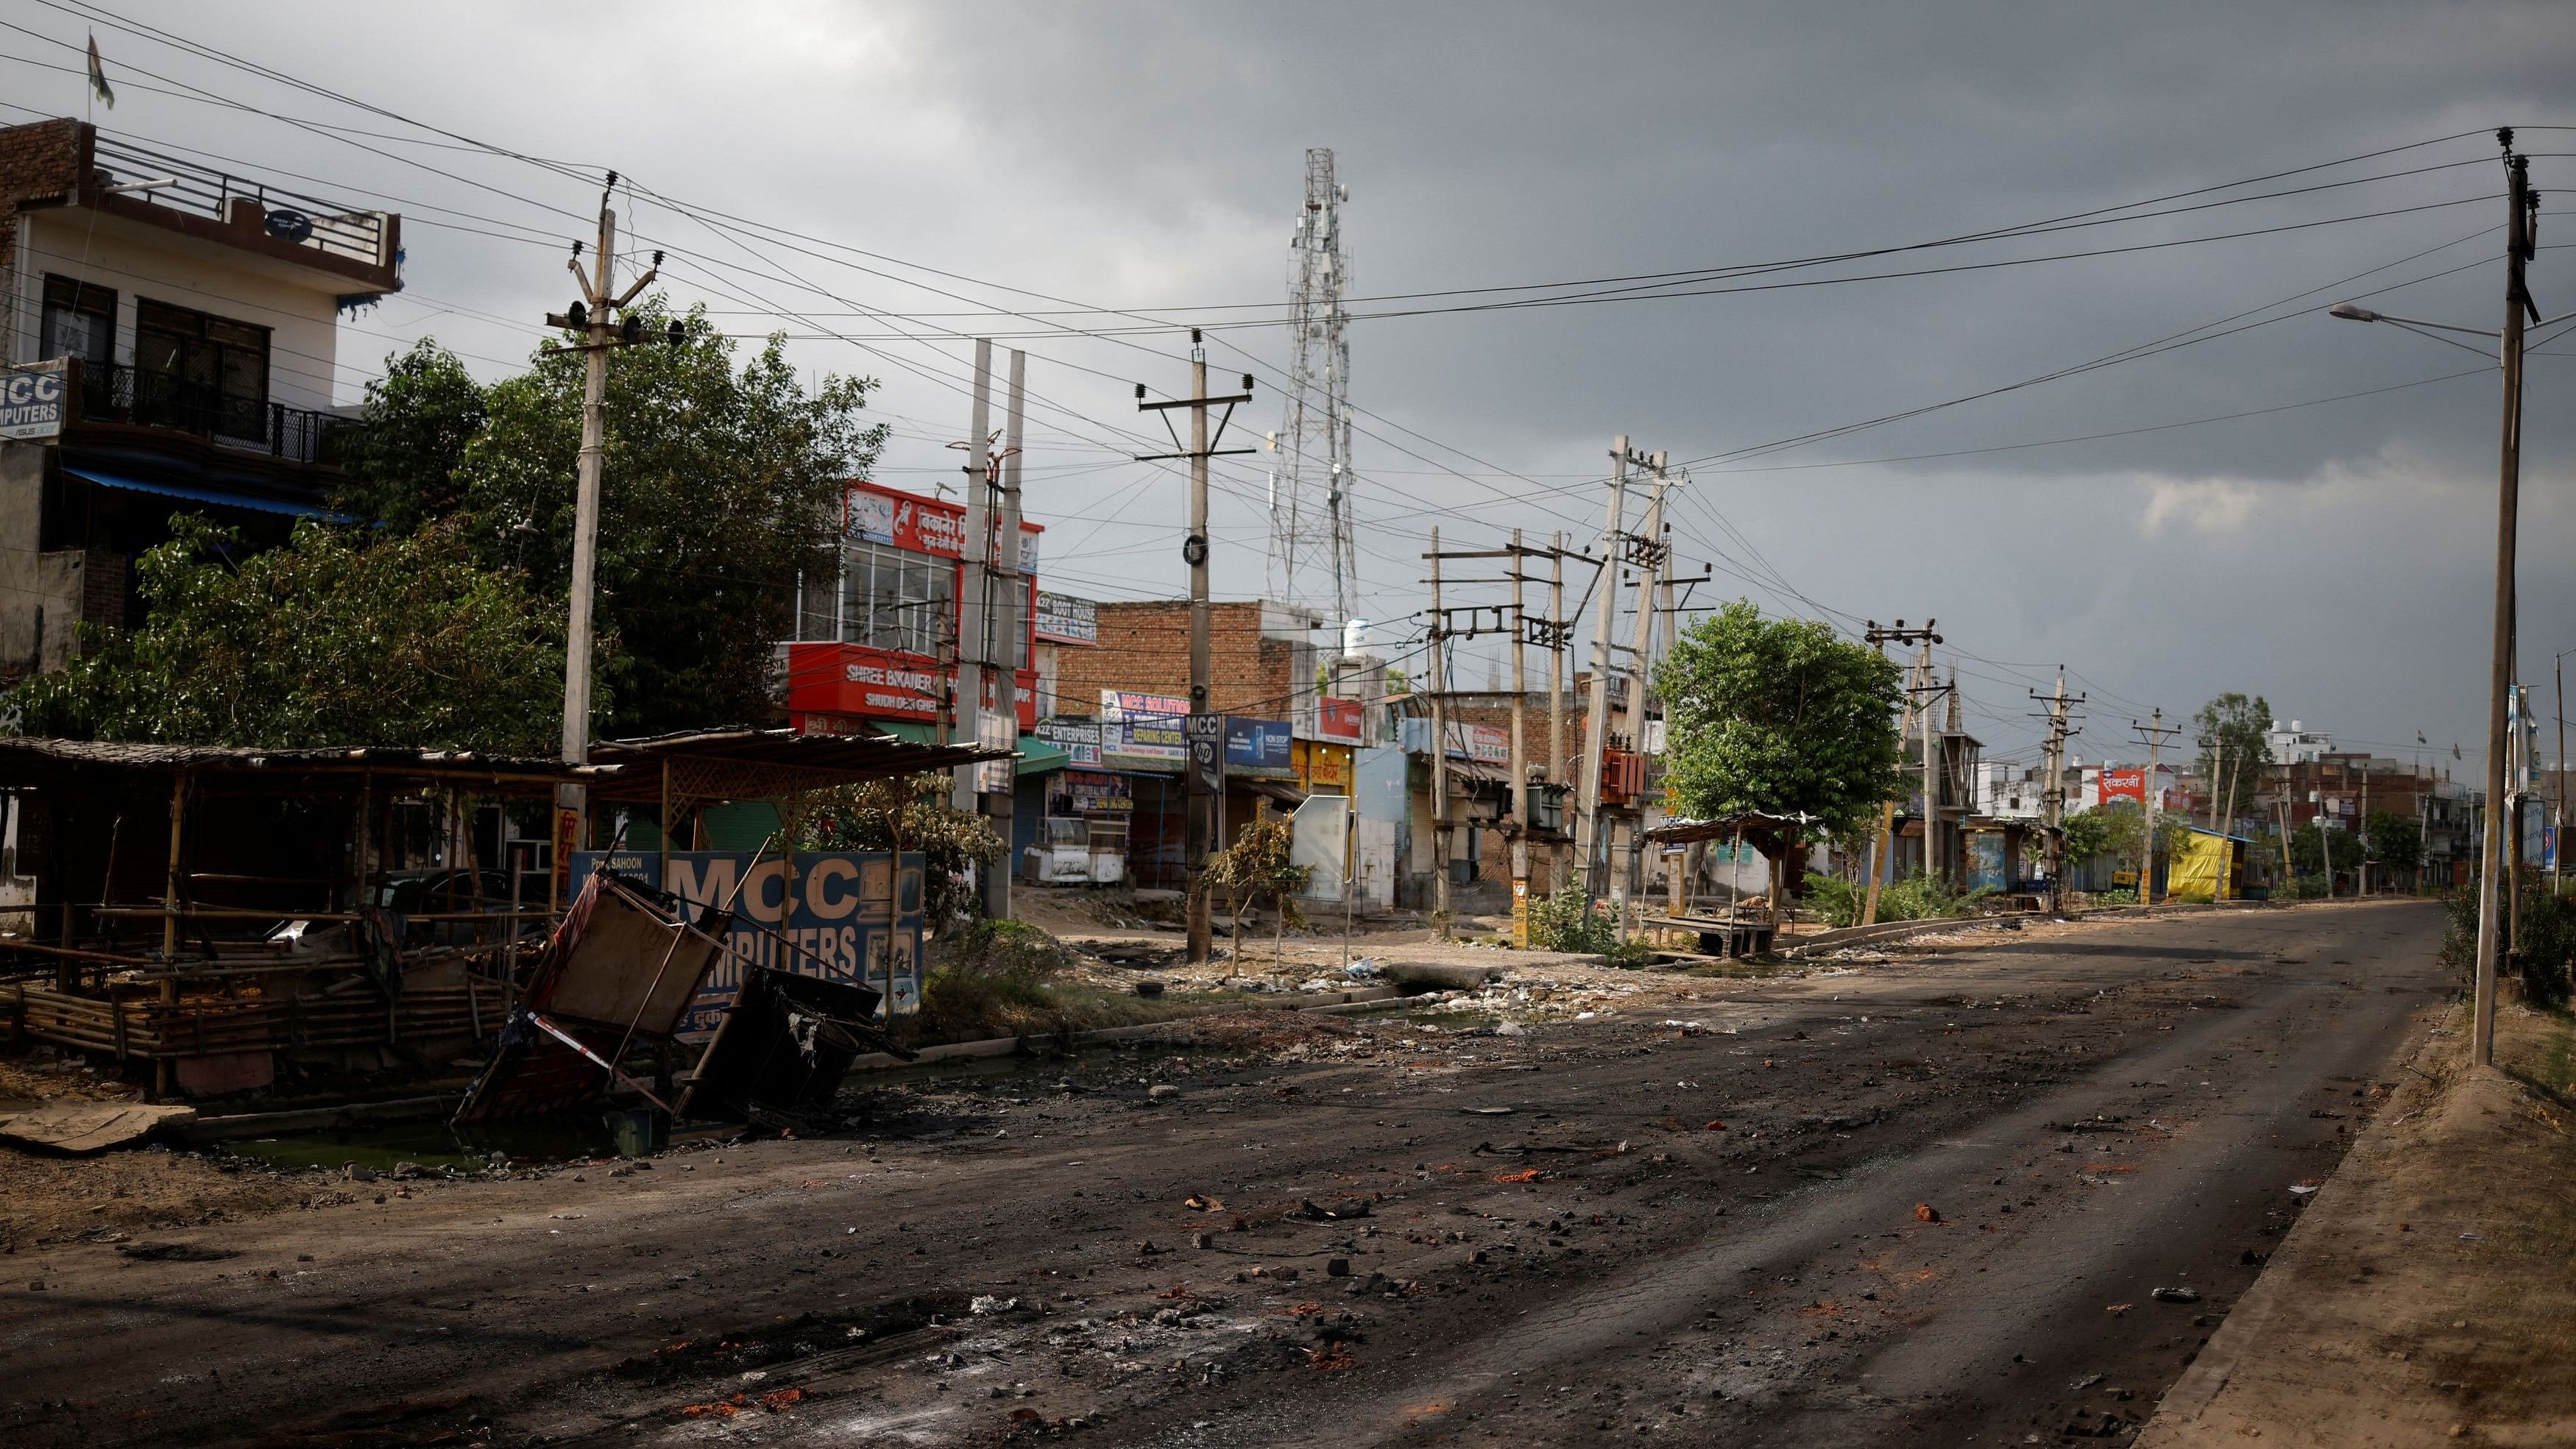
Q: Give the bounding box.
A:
[264,208,314,244]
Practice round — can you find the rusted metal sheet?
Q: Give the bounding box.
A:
[0,1099,197,1153]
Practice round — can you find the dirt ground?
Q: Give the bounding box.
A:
[0,899,2456,1448]
[2138,1000,2576,1448]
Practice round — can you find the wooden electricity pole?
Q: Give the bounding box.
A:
[1134,330,1255,963]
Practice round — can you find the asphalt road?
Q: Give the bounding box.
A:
[0,900,2446,1448]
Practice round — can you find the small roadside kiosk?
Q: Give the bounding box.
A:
[1638,810,1820,957]
[2164,826,2251,903]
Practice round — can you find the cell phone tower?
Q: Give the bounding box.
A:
[1269,147,1357,629]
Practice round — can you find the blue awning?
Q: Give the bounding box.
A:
[63,464,347,520]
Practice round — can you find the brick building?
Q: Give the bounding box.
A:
[1051,600,1333,723]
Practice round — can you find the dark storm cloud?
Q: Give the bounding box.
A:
[24,0,2575,764]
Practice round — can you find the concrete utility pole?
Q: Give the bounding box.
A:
[2133,710,2180,902]
[1617,452,1674,924]
[2033,672,2084,911]
[1861,620,1939,925]
[546,176,662,853]
[1427,528,1453,932]
[1577,438,1645,899]
[1549,531,1569,891]
[2329,131,2550,1066]
[1419,539,1526,933]
[2557,648,2569,897]
[1921,653,1946,888]
[980,348,1027,921]
[1508,528,1529,944]
[952,339,994,814]
[2475,142,2535,1063]
[1134,331,1256,964]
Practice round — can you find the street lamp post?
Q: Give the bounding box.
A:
[2329,131,2572,1067]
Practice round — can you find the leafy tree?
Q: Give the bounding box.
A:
[1656,601,1906,837]
[335,339,488,534]
[348,302,887,738]
[2289,823,2364,876]
[2364,808,2423,872]
[2059,807,2115,874]
[1201,808,1312,965]
[2192,692,2274,804]
[5,516,564,751]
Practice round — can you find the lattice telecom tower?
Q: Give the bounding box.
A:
[1269,147,1357,626]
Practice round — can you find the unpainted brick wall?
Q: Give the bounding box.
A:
[0,119,86,292]
[1052,600,1299,717]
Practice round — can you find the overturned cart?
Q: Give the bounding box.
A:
[680,964,905,1128]
[454,869,731,1123]
[456,868,913,1128]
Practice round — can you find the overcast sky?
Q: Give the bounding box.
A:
[11,1,2574,773]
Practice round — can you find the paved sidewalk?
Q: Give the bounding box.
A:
[2139,1002,2576,1448]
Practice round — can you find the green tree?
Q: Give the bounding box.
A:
[2289,823,2363,876]
[2364,808,2423,873]
[2059,807,2115,874]
[348,303,887,737]
[1655,600,1906,837]
[2192,692,2274,804]
[334,338,488,534]
[6,516,565,751]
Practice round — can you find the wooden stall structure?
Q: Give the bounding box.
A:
[0,729,1002,1099]
[1638,810,1820,957]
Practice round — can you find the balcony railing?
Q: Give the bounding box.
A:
[77,360,357,466]
[93,136,394,272]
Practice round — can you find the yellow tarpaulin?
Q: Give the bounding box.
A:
[2167,829,2235,903]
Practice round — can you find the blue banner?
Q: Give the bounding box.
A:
[571,850,925,1034]
[1222,716,1293,778]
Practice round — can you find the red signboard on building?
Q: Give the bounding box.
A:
[843,481,1041,564]
[786,481,1047,732]
[2098,768,2145,806]
[1317,697,1363,743]
[788,645,1038,729]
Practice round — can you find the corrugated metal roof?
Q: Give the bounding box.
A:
[0,737,593,778]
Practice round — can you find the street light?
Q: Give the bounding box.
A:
[2323,130,2563,1066]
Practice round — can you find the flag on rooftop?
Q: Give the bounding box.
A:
[85,33,113,110]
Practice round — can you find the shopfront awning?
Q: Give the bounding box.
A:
[1015,736,1071,776]
[63,464,352,520]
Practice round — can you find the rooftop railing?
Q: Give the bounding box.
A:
[93,135,394,272]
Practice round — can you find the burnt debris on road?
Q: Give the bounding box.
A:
[0,902,2452,1448]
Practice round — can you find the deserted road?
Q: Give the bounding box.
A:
[0,900,2446,1448]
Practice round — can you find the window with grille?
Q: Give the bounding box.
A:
[40,275,115,366]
